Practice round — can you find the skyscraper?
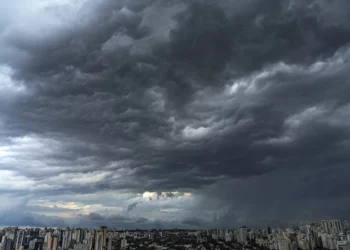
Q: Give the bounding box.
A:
[322,220,343,234]
[237,227,247,243]
[15,231,25,250]
[107,237,112,250]
[100,227,107,249]
[46,236,52,250]
[52,236,58,250]
[94,233,103,250]
[1,236,8,250]
[46,236,58,250]
[120,238,127,249]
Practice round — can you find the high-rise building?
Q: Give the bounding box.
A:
[94,233,103,250]
[1,236,8,250]
[85,233,93,250]
[278,239,290,250]
[100,227,107,249]
[52,236,58,250]
[120,238,127,249]
[46,236,58,250]
[236,227,247,243]
[107,237,112,250]
[29,238,44,250]
[62,231,70,250]
[337,241,350,250]
[322,220,343,234]
[74,231,80,243]
[15,231,25,250]
[5,239,14,250]
[47,236,52,250]
[329,236,337,250]
[322,220,330,234]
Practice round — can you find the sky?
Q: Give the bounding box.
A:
[0,0,350,229]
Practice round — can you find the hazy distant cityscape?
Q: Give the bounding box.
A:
[1,220,350,250]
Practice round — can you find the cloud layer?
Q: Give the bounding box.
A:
[0,0,350,228]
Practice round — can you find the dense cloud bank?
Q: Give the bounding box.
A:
[0,0,350,228]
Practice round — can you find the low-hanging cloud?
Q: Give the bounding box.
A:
[126,202,138,214]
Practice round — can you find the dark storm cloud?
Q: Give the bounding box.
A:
[1,0,350,227]
[166,192,175,198]
[194,166,350,228]
[0,212,67,228]
[0,199,67,227]
[182,217,203,227]
[87,212,105,221]
[80,212,185,229]
[86,212,130,222]
[136,217,149,223]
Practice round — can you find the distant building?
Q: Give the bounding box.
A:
[322,220,343,234]
[46,236,58,250]
[236,227,247,243]
[29,238,44,250]
[100,227,107,249]
[1,236,8,250]
[94,233,103,250]
[278,239,290,250]
[337,241,350,250]
[107,236,112,250]
[121,238,127,249]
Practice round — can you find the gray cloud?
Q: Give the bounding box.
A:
[86,212,130,222]
[0,0,350,228]
[87,212,105,221]
[127,202,138,214]
[166,192,175,198]
[0,196,67,227]
[136,217,149,224]
[182,217,203,227]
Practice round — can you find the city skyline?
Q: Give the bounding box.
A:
[1,220,350,250]
[1,0,350,229]
[0,219,349,231]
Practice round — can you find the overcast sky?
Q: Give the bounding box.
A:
[1,0,350,229]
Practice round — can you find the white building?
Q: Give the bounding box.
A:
[107,236,112,250]
[121,238,127,249]
[278,239,290,250]
[94,233,103,250]
[236,227,247,243]
[337,241,350,250]
[322,220,343,234]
